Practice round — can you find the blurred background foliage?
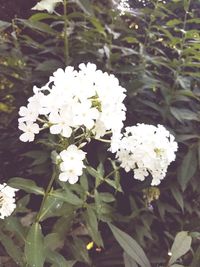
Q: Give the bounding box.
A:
[0,0,200,266]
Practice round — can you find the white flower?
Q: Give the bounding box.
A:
[73,101,99,129]
[18,102,39,123]
[18,63,127,145]
[32,0,63,13]
[115,124,178,185]
[18,122,40,142]
[92,119,107,139]
[0,184,18,219]
[49,107,73,138]
[113,0,131,15]
[58,145,86,184]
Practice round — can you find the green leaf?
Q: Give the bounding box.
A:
[8,177,44,195]
[166,19,182,27]
[198,141,200,168]
[108,223,151,267]
[0,230,23,266]
[25,223,45,267]
[18,19,57,35]
[51,189,83,206]
[170,185,184,211]
[169,231,192,265]
[29,13,60,21]
[105,178,123,192]
[70,237,91,264]
[38,195,63,222]
[183,0,190,11]
[22,150,49,166]
[170,107,199,122]
[36,59,62,72]
[44,233,63,251]
[89,17,106,36]
[123,252,138,267]
[86,166,103,179]
[94,190,114,222]
[74,0,94,16]
[123,37,139,43]
[190,246,200,267]
[5,217,26,241]
[0,20,11,31]
[46,250,76,267]
[83,206,104,247]
[86,166,103,187]
[178,147,197,191]
[80,173,89,191]
[98,192,115,203]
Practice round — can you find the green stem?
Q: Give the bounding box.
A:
[63,0,69,64]
[104,167,120,180]
[143,0,159,48]
[94,138,111,143]
[141,0,159,73]
[171,0,191,94]
[36,167,57,222]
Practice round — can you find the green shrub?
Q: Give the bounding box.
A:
[0,0,200,266]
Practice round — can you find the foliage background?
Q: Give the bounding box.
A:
[0,0,200,266]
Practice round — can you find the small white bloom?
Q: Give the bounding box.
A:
[60,145,86,161]
[0,184,18,219]
[18,102,39,123]
[32,0,63,13]
[115,124,178,185]
[49,107,73,138]
[73,101,99,129]
[92,119,107,139]
[18,122,40,142]
[58,145,86,184]
[59,170,79,184]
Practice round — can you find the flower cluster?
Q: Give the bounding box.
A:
[0,184,18,219]
[18,63,126,151]
[32,0,63,13]
[57,145,86,184]
[18,63,127,184]
[18,63,178,186]
[116,124,178,185]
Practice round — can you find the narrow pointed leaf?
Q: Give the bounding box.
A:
[108,223,151,267]
[124,252,138,267]
[8,177,44,195]
[169,231,192,265]
[0,230,23,266]
[25,222,45,267]
[74,0,94,16]
[83,206,104,247]
[51,189,83,206]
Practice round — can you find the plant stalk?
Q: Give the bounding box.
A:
[63,0,69,64]
[36,167,57,222]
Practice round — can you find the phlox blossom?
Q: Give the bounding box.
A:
[0,184,18,219]
[18,63,127,150]
[116,124,178,185]
[58,145,86,184]
[18,121,40,142]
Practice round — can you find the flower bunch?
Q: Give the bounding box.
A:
[18,63,126,149]
[57,145,86,184]
[0,184,18,219]
[18,63,126,183]
[18,63,178,186]
[116,124,178,185]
